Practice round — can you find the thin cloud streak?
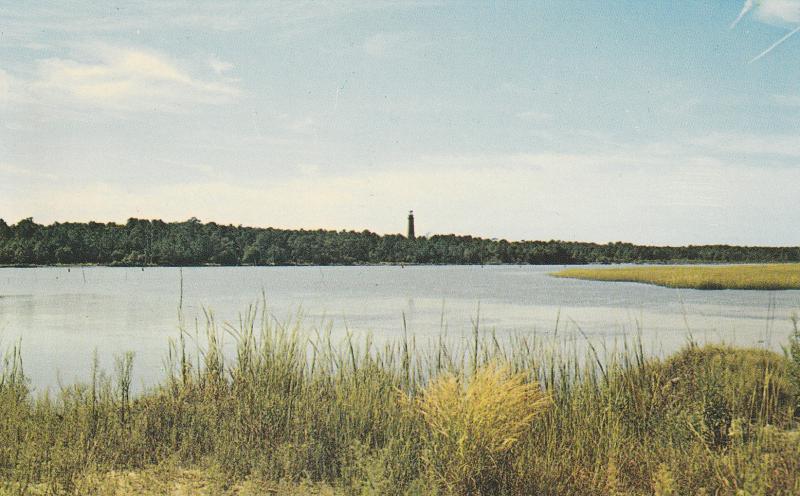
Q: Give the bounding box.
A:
[731,0,754,28]
[749,24,800,62]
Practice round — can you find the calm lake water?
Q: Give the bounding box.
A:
[1,265,799,391]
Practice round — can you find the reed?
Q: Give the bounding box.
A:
[552,263,800,290]
[0,305,798,495]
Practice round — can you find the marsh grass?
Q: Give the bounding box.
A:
[0,303,799,495]
[412,363,550,494]
[552,263,800,290]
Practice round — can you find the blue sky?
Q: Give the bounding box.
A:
[1,1,800,245]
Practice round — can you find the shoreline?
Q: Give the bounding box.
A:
[4,260,800,269]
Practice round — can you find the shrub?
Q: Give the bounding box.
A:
[658,345,798,440]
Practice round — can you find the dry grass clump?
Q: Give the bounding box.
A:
[552,263,800,290]
[414,363,550,494]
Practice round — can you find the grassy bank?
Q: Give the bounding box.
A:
[552,263,800,290]
[1,308,800,495]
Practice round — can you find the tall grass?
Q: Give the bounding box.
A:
[412,363,550,494]
[0,303,799,495]
[553,263,800,290]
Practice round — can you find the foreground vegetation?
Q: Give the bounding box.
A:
[553,263,800,290]
[3,217,800,266]
[1,309,800,495]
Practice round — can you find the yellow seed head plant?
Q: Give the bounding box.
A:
[415,362,551,495]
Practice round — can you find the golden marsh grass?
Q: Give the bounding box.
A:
[413,363,550,494]
[552,263,800,290]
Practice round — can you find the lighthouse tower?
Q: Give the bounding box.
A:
[407,210,415,240]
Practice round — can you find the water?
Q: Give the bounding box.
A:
[1,265,798,391]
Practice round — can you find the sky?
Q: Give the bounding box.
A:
[1,1,800,246]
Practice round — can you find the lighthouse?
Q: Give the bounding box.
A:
[407,210,415,240]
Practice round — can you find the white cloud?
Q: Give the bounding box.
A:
[26,44,240,111]
[755,0,800,24]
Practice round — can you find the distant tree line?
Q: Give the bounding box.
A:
[1,217,799,266]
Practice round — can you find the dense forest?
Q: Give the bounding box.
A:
[1,217,799,266]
